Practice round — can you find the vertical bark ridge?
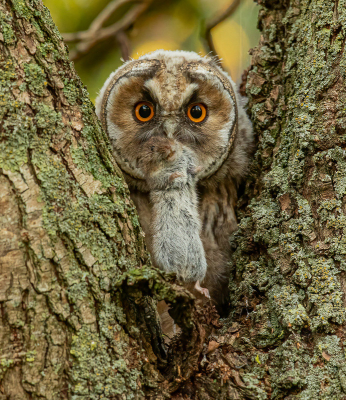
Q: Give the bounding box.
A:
[228,0,346,398]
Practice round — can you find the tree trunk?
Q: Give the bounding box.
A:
[222,0,346,398]
[0,1,210,398]
[171,0,346,399]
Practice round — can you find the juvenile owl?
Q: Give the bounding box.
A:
[95,50,253,311]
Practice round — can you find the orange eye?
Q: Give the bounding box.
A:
[187,103,207,123]
[135,102,154,122]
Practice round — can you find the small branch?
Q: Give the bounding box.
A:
[203,0,242,67]
[89,0,134,34]
[116,30,131,61]
[63,0,151,62]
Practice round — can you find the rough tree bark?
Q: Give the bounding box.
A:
[222,0,346,398]
[171,0,346,399]
[0,1,219,399]
[0,0,150,397]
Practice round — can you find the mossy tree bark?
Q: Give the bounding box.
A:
[0,1,213,399]
[218,0,346,398]
[171,1,346,398]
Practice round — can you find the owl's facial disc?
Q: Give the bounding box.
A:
[98,54,237,182]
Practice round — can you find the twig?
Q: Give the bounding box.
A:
[89,0,134,34]
[116,30,131,61]
[63,0,152,62]
[203,0,242,67]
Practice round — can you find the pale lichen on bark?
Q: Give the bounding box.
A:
[227,0,346,398]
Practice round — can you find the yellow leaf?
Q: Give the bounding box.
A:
[212,20,250,81]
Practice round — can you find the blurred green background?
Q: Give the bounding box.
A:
[44,0,259,102]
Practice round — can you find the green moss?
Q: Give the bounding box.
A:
[63,80,80,105]
[38,41,59,59]
[0,12,16,44]
[242,372,268,399]
[35,102,63,130]
[24,63,47,96]
[0,58,32,171]
[70,325,143,399]
[12,0,33,19]
[0,358,14,381]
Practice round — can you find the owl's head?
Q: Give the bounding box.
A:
[96,50,252,190]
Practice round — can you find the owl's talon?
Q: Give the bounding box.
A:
[195,280,210,299]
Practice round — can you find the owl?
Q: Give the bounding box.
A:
[95,50,253,313]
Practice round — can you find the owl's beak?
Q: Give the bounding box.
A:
[162,119,179,139]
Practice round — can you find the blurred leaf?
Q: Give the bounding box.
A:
[213,19,250,81]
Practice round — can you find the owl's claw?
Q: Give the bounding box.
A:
[194,280,210,299]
